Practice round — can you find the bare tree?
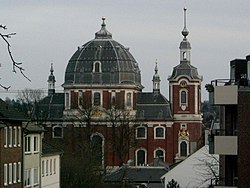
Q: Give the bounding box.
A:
[0,24,30,89]
[104,106,138,167]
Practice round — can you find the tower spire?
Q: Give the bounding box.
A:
[182,7,189,38]
[48,63,56,96]
[152,59,160,94]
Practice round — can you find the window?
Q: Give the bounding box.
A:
[65,92,70,109]
[53,158,56,174]
[91,134,103,166]
[111,90,116,106]
[53,126,63,138]
[17,162,21,182]
[9,127,12,147]
[180,90,188,107]
[9,163,12,184]
[34,168,39,185]
[78,90,83,107]
[42,160,45,177]
[24,169,31,187]
[93,61,101,72]
[136,126,146,139]
[155,149,165,162]
[13,163,17,183]
[24,136,31,153]
[13,127,17,147]
[136,149,146,166]
[17,127,21,147]
[180,141,188,157]
[126,93,132,107]
[46,160,48,176]
[183,52,187,60]
[4,126,8,147]
[181,123,187,130]
[50,159,52,175]
[154,126,165,139]
[93,92,101,106]
[34,136,39,153]
[4,164,8,185]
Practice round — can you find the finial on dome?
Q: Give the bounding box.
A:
[182,6,189,38]
[101,17,106,27]
[50,63,54,73]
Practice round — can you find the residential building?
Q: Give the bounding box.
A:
[206,55,250,187]
[0,99,25,188]
[41,141,63,188]
[23,125,43,188]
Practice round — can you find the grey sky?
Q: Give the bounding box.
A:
[0,0,249,101]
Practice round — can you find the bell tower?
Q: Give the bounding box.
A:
[48,63,56,96]
[168,7,203,160]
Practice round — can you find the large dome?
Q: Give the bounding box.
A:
[63,18,142,89]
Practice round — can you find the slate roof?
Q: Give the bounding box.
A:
[42,141,63,156]
[63,18,142,89]
[168,61,202,80]
[39,93,64,119]
[104,166,167,188]
[0,98,27,121]
[136,93,173,120]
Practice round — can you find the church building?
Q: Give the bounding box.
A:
[41,8,202,168]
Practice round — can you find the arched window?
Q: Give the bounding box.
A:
[180,89,188,108]
[93,92,101,106]
[53,126,63,138]
[136,126,146,139]
[155,149,165,162]
[136,149,146,166]
[93,61,101,73]
[126,93,132,107]
[154,126,165,139]
[183,52,187,60]
[91,133,104,167]
[180,141,187,157]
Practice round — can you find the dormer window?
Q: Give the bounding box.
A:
[93,61,101,73]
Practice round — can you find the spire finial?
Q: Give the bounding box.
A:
[155,59,158,73]
[182,6,189,38]
[101,17,106,27]
[50,63,54,73]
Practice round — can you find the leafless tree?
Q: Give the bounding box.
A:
[104,106,138,167]
[0,24,30,89]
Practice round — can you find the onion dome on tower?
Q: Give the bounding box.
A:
[63,17,143,90]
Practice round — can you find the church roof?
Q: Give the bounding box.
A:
[39,93,64,119]
[63,18,142,89]
[136,93,173,120]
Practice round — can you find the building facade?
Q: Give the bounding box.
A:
[206,55,250,187]
[41,8,202,168]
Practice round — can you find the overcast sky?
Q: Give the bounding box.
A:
[0,0,249,101]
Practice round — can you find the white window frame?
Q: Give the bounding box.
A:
[4,164,8,185]
[135,148,147,166]
[33,136,39,153]
[179,89,188,107]
[9,127,12,147]
[93,61,102,73]
[154,125,165,139]
[41,160,45,177]
[24,169,31,187]
[125,92,133,108]
[17,162,21,183]
[53,158,56,174]
[92,91,102,107]
[9,163,12,184]
[33,168,39,185]
[4,126,8,148]
[178,140,190,157]
[13,127,17,147]
[154,148,166,162]
[53,125,63,138]
[180,123,187,130]
[78,90,83,108]
[65,91,71,110]
[24,136,31,154]
[17,126,21,147]
[136,126,147,139]
[13,163,17,183]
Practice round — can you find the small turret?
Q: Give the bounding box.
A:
[48,63,56,96]
[152,60,161,94]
